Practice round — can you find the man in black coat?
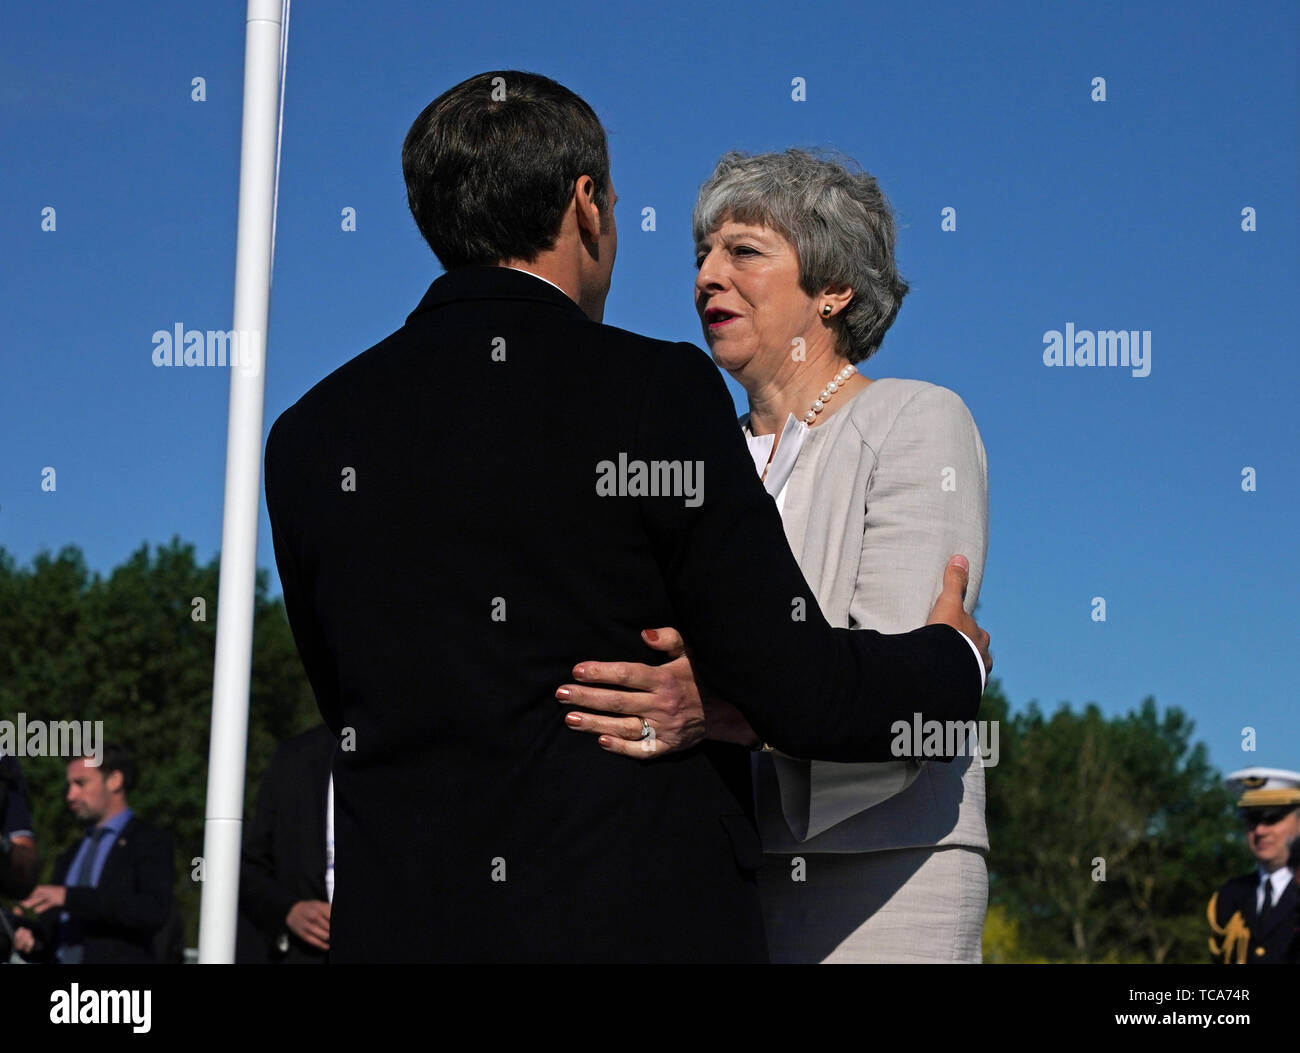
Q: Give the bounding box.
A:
[12,745,172,964]
[0,754,38,900]
[263,70,991,963]
[238,724,335,963]
[0,754,38,961]
[1209,768,1300,964]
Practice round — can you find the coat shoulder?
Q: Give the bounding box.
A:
[838,378,977,453]
[120,816,172,851]
[854,377,973,425]
[1211,872,1257,915]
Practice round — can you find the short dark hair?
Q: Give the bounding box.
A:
[90,742,135,793]
[402,70,611,269]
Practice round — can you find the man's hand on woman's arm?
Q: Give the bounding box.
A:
[927,555,992,680]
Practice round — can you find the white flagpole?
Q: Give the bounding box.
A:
[198,0,289,964]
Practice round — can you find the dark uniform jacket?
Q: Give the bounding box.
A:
[1209,871,1300,964]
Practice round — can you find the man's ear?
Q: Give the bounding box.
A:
[573,175,603,242]
[104,769,124,795]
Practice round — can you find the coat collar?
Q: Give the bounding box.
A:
[406,265,588,324]
[101,812,137,852]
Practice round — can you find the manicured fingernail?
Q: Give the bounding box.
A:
[555,687,571,700]
[644,629,659,641]
[565,712,583,726]
[598,736,611,748]
[573,665,586,678]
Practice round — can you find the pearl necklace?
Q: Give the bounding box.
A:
[758,364,858,482]
[803,364,858,425]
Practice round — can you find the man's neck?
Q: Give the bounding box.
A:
[495,257,589,317]
[95,800,128,828]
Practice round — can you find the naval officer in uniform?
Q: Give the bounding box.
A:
[1208,767,1300,964]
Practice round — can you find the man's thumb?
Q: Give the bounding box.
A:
[944,555,970,603]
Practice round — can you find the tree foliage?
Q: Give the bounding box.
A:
[983,680,1241,963]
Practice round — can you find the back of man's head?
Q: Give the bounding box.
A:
[402,70,610,269]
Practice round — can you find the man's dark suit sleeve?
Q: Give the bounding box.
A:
[15,911,58,962]
[265,416,344,732]
[62,828,172,931]
[12,845,75,962]
[635,343,982,762]
[240,743,298,934]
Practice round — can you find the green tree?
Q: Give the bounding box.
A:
[984,686,1238,963]
[1105,700,1240,962]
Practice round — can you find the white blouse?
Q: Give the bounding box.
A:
[743,413,808,514]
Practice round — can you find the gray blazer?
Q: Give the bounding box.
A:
[748,378,990,855]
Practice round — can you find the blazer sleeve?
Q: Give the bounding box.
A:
[851,384,988,630]
[63,826,173,931]
[635,345,983,761]
[265,413,344,733]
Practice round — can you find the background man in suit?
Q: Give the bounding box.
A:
[0,753,38,900]
[238,723,335,963]
[1208,767,1300,964]
[264,69,990,962]
[11,744,172,964]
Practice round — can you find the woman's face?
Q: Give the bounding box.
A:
[694,218,821,377]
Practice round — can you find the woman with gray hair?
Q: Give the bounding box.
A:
[563,148,989,962]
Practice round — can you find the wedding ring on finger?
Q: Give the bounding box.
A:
[638,718,652,740]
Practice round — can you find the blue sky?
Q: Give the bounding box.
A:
[2,0,1296,778]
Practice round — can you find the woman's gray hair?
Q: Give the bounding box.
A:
[692,149,908,364]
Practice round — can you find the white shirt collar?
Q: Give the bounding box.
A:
[501,266,571,299]
[1260,866,1293,897]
